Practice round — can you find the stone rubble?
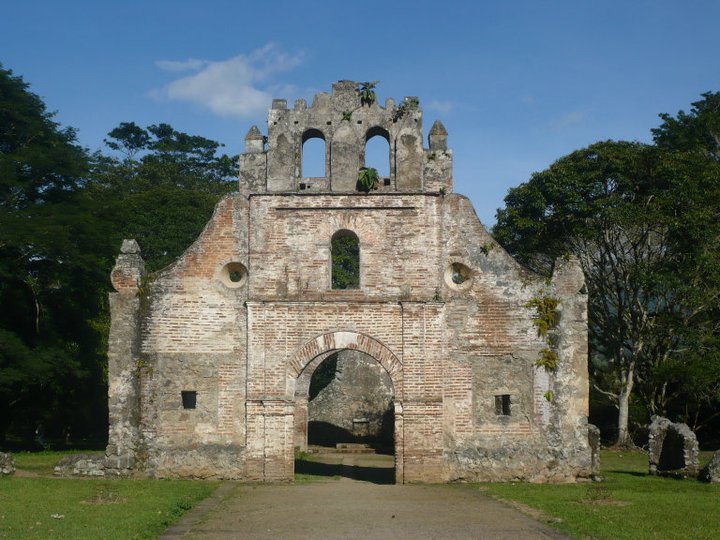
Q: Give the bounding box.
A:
[0,452,15,476]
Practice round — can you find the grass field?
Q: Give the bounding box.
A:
[2,449,718,539]
[0,452,218,539]
[479,449,720,540]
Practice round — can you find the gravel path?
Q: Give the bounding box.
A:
[160,453,568,540]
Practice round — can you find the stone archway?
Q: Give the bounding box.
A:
[288,331,404,483]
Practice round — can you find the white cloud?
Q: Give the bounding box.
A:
[550,111,585,129]
[156,58,208,72]
[151,44,305,118]
[426,100,454,113]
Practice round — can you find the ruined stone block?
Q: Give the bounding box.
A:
[648,415,699,478]
[698,449,720,483]
[0,452,15,476]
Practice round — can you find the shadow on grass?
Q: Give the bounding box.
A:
[295,459,395,485]
[606,470,648,477]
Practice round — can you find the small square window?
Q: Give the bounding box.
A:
[181,391,197,410]
[495,394,511,416]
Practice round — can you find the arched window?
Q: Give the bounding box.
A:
[302,129,326,178]
[331,230,360,289]
[364,126,391,178]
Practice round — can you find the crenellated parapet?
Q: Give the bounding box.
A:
[239,80,453,195]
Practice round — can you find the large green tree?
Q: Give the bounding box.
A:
[648,92,720,435]
[493,137,720,445]
[1,66,240,448]
[89,122,237,271]
[0,65,112,445]
[653,91,720,161]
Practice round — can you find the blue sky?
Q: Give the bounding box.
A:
[2,0,719,225]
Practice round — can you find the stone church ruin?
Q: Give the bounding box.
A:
[106,81,592,483]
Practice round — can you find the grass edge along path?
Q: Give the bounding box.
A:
[477,449,720,540]
[1,451,219,540]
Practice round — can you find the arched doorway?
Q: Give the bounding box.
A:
[288,331,403,483]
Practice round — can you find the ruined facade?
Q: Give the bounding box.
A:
[106,81,592,483]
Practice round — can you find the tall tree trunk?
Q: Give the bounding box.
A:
[616,361,635,446]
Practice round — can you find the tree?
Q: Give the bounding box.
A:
[0,66,240,448]
[653,91,720,161]
[493,140,720,445]
[646,92,720,435]
[0,65,111,445]
[89,122,238,271]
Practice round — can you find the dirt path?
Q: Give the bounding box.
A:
[160,453,568,540]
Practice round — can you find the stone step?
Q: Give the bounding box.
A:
[307,444,376,454]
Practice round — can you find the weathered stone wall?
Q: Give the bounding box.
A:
[137,195,249,479]
[247,193,443,300]
[104,81,590,484]
[308,350,393,445]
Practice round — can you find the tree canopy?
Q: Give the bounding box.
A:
[0,65,238,447]
[0,65,111,445]
[494,95,720,445]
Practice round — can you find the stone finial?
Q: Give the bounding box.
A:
[245,126,265,154]
[245,125,263,140]
[428,120,448,151]
[429,120,448,136]
[111,239,146,293]
[121,239,141,254]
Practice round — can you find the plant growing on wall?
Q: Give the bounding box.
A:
[357,81,379,107]
[535,348,559,371]
[392,96,419,121]
[357,167,379,193]
[525,296,560,338]
[526,295,561,374]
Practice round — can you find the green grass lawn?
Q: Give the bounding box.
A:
[1,451,218,539]
[13,450,104,475]
[479,449,720,540]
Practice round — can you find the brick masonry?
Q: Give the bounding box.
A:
[105,81,592,482]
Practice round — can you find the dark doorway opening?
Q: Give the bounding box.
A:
[295,349,395,484]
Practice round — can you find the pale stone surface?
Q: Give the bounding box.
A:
[104,82,591,483]
[54,454,106,477]
[0,452,15,475]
